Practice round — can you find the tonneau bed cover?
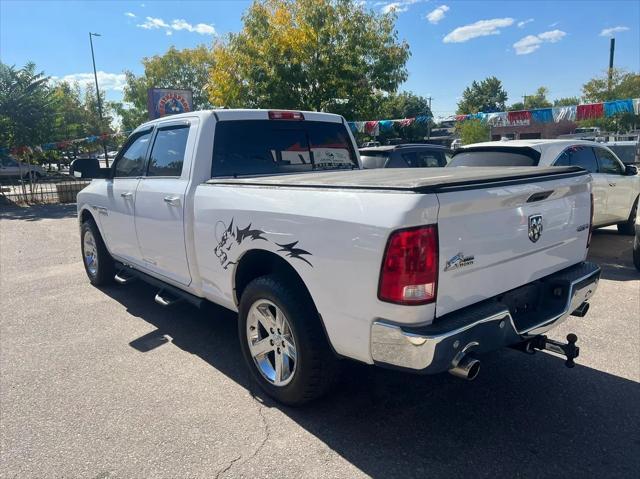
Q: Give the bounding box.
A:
[207,166,587,193]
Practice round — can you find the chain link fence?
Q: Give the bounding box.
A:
[0,174,90,205]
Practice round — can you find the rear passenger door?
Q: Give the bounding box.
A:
[554,145,610,226]
[134,120,194,286]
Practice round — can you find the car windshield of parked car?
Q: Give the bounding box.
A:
[448,148,539,167]
[212,120,358,177]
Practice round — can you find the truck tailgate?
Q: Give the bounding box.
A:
[435,170,591,318]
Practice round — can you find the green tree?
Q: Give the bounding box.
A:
[553,96,580,107]
[121,45,215,124]
[456,77,508,114]
[0,62,55,148]
[582,68,640,102]
[208,0,410,119]
[456,119,490,145]
[374,91,432,140]
[580,68,640,131]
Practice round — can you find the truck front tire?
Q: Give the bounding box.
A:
[618,196,638,236]
[80,219,115,286]
[238,275,337,405]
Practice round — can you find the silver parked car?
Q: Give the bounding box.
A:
[0,154,45,180]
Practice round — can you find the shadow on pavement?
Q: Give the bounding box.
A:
[0,203,77,221]
[587,229,638,281]
[104,280,639,478]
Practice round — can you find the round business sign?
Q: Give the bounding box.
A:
[158,92,190,116]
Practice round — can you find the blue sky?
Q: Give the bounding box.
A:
[1,0,639,119]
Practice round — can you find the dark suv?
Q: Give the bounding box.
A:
[359,144,452,169]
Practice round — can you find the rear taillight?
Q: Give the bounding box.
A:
[378,225,438,305]
[268,110,304,120]
[587,192,594,248]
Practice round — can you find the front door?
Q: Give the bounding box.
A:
[134,121,192,285]
[553,145,609,226]
[101,129,152,264]
[594,146,634,223]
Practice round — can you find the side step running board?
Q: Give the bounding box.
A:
[155,290,181,307]
[114,271,136,284]
[113,261,205,309]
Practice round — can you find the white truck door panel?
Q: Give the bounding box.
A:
[101,129,152,264]
[102,178,142,262]
[134,121,194,286]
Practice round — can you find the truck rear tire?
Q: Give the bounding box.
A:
[618,196,638,236]
[238,275,337,405]
[81,219,115,286]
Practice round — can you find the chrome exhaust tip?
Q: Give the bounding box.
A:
[449,355,481,381]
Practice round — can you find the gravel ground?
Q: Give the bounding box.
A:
[1,204,639,478]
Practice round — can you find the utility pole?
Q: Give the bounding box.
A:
[426,96,432,141]
[89,32,110,167]
[608,37,615,96]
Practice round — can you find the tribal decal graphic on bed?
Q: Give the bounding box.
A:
[214,219,313,270]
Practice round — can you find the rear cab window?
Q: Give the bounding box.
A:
[212,120,358,177]
[448,147,540,167]
[147,125,190,177]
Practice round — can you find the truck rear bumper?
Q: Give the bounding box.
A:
[370,261,600,373]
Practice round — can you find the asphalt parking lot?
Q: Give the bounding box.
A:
[1,204,639,478]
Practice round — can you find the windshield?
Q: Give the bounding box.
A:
[212,120,358,177]
[448,147,540,167]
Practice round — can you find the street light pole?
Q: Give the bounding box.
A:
[89,32,110,167]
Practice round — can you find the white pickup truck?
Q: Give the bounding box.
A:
[72,110,601,405]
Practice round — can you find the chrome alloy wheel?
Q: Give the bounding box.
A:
[246,299,297,386]
[83,229,99,277]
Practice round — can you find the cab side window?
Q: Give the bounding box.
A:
[594,147,624,175]
[147,125,189,177]
[114,131,152,178]
[554,146,598,173]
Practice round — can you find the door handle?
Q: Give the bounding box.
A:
[163,195,180,206]
[120,192,133,199]
[609,183,616,187]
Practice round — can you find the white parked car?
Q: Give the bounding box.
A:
[0,154,45,180]
[449,140,640,235]
[72,110,600,404]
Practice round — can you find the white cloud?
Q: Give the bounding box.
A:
[512,35,542,55]
[137,16,169,29]
[513,29,566,55]
[52,72,127,92]
[549,22,559,27]
[537,29,566,42]
[124,12,136,18]
[170,19,216,35]
[600,26,629,37]
[380,0,425,14]
[517,18,533,28]
[136,16,215,35]
[443,18,514,43]
[426,5,449,24]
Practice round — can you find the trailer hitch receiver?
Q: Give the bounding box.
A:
[515,334,580,368]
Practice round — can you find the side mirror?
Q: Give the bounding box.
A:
[70,158,110,179]
[625,164,638,176]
